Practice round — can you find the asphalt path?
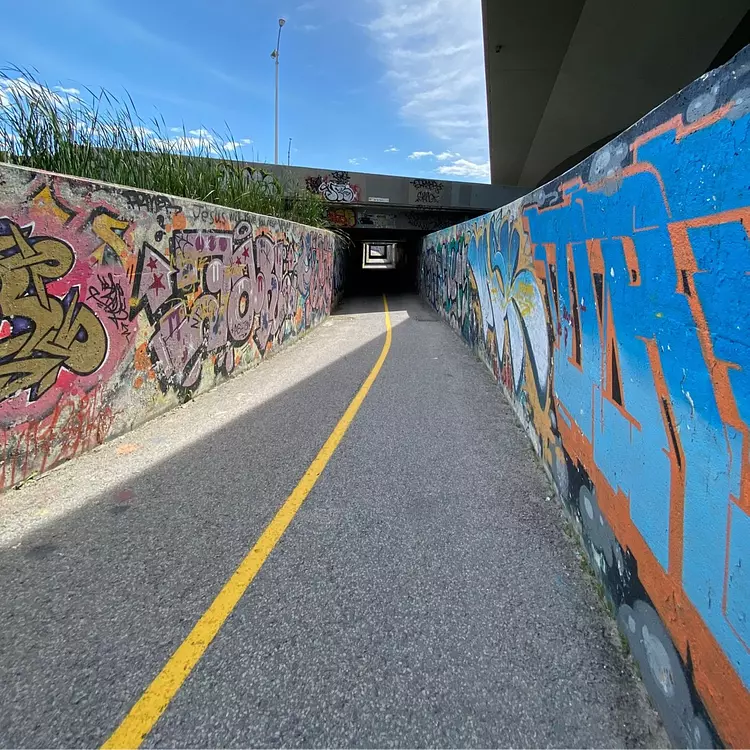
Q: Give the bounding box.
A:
[0,294,666,748]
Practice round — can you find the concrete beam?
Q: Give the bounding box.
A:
[484,0,749,188]
[518,0,750,188]
[243,162,523,212]
[482,0,585,186]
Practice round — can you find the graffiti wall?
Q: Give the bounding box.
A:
[305,171,360,203]
[0,164,345,491]
[420,48,750,748]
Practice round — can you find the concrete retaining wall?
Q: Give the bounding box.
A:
[0,164,345,491]
[419,46,750,748]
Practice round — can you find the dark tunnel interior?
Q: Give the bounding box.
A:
[339,228,424,299]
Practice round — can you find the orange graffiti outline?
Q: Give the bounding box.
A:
[524,105,750,746]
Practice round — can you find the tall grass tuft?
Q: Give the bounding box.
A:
[0,67,328,227]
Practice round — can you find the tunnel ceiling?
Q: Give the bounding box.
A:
[483,0,749,188]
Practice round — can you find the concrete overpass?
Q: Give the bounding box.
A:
[241,161,522,234]
[482,0,750,187]
[242,161,524,293]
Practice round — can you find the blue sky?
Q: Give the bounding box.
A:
[1,0,490,182]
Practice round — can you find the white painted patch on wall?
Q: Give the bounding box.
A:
[642,624,675,698]
[685,391,695,416]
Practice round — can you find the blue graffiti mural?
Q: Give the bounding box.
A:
[420,47,750,748]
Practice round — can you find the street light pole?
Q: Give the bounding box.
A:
[272,18,286,164]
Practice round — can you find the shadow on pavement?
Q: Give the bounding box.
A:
[0,304,404,748]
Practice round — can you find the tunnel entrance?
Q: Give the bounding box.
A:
[340,228,424,298]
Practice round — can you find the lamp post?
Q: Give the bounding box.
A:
[271,17,286,164]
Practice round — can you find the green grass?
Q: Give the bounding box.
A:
[0,67,327,227]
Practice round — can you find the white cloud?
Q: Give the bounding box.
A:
[384,145,399,152]
[300,24,321,31]
[436,158,490,180]
[0,77,77,109]
[407,149,461,161]
[148,136,211,153]
[367,0,489,164]
[224,138,253,151]
[54,85,81,96]
[148,132,253,155]
[130,125,154,139]
[297,0,317,9]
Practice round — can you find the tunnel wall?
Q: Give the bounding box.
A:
[419,46,750,748]
[0,163,345,491]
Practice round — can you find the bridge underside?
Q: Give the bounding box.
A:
[483,0,750,187]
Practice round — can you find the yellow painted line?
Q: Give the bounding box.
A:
[102,295,392,749]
